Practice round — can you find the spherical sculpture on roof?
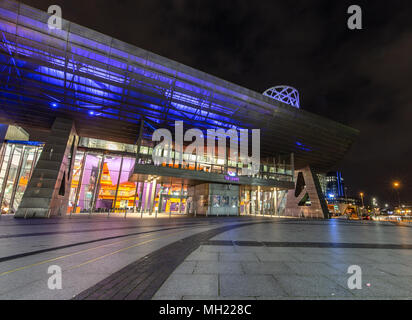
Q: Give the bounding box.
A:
[263,86,300,108]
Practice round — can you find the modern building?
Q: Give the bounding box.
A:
[318,171,362,215]
[0,0,358,219]
[325,171,345,200]
[319,171,347,202]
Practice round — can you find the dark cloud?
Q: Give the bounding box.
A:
[23,0,412,205]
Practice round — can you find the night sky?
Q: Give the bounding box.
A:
[23,0,412,206]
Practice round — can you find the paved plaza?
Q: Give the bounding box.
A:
[154,220,412,299]
[0,216,411,299]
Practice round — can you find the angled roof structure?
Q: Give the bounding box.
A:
[0,0,358,170]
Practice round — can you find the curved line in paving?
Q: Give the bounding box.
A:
[0,223,221,263]
[202,240,412,250]
[0,220,224,239]
[73,220,276,300]
[0,217,270,237]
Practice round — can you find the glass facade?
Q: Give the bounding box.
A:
[239,186,287,216]
[68,150,187,215]
[79,137,294,182]
[0,137,291,217]
[0,142,42,214]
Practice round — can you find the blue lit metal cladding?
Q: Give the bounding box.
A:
[263,86,300,108]
[0,0,359,170]
[5,140,44,146]
[0,5,247,133]
[295,141,312,152]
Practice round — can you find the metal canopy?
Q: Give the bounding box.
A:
[0,0,358,171]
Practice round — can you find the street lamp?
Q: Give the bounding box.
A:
[359,192,365,219]
[393,181,401,212]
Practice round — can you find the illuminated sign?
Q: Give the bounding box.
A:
[224,175,239,182]
[227,170,236,177]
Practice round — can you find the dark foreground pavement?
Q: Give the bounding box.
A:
[0,215,411,299]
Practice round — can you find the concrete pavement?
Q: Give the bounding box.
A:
[1,216,412,299]
[153,220,412,300]
[0,215,260,299]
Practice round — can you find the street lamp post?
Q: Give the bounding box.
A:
[372,197,377,215]
[393,181,401,213]
[359,192,364,219]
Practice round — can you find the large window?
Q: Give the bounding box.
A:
[68,151,86,213]
[67,150,190,216]
[12,147,38,211]
[114,157,136,210]
[239,186,287,217]
[69,152,139,213]
[77,153,103,212]
[0,145,21,212]
[79,137,294,182]
[0,143,42,214]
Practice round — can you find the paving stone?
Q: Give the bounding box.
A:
[386,276,412,293]
[156,274,218,296]
[265,247,306,254]
[234,246,270,253]
[220,252,259,262]
[332,275,412,298]
[173,261,197,274]
[283,262,340,276]
[328,253,377,264]
[293,253,345,263]
[194,261,244,274]
[357,253,407,263]
[200,245,236,253]
[152,295,183,300]
[376,263,412,276]
[256,252,299,262]
[220,274,286,297]
[273,275,353,297]
[241,261,291,275]
[185,251,219,261]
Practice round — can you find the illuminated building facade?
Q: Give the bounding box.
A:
[325,171,345,200]
[0,1,358,218]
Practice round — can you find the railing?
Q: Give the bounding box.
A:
[136,154,294,182]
